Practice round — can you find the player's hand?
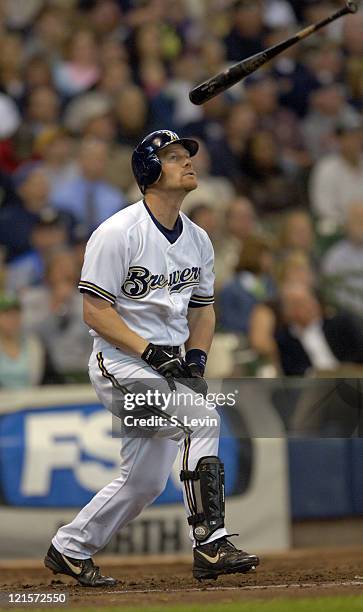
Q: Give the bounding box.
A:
[182,362,208,397]
[142,344,186,379]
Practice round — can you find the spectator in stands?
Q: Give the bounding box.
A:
[24,5,69,63]
[219,234,276,335]
[276,283,363,376]
[63,92,115,140]
[23,55,53,93]
[322,201,363,317]
[306,41,344,88]
[244,74,307,171]
[17,86,61,160]
[278,210,315,255]
[53,29,101,97]
[276,250,316,289]
[50,138,125,236]
[3,0,44,31]
[249,251,316,370]
[21,248,92,381]
[241,130,302,214]
[188,204,219,242]
[310,118,363,232]
[86,0,123,39]
[248,300,281,372]
[302,83,360,160]
[97,58,131,98]
[224,1,265,62]
[114,85,152,147]
[24,86,61,136]
[213,196,258,289]
[33,127,78,195]
[277,210,318,270]
[63,92,134,193]
[132,21,168,69]
[0,163,73,261]
[6,210,69,293]
[0,293,57,388]
[207,102,257,187]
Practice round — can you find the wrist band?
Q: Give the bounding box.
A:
[185,349,207,375]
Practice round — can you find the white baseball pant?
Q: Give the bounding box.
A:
[53,348,227,558]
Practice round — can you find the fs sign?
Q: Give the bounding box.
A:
[0,405,241,507]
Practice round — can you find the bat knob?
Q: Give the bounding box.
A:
[346,1,358,14]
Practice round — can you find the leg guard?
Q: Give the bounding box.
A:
[180,456,225,543]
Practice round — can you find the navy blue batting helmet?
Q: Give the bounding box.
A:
[132,130,199,193]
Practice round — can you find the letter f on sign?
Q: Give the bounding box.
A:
[21,413,83,496]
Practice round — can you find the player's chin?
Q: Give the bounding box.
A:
[183,176,198,192]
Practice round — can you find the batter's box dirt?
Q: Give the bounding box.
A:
[1,547,363,607]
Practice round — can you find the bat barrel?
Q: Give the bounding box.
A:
[189,51,269,105]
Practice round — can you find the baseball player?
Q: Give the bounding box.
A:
[44,130,259,586]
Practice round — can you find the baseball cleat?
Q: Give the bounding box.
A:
[44,544,117,587]
[193,536,259,581]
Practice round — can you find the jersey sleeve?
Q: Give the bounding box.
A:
[189,233,215,308]
[78,225,129,304]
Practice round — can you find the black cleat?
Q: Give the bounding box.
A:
[193,535,259,581]
[44,544,118,587]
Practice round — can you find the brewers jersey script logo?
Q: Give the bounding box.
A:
[78,200,215,350]
[121,266,201,299]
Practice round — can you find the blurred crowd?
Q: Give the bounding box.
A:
[0,0,363,388]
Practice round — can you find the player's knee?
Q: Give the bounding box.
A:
[126,473,167,501]
[145,474,168,499]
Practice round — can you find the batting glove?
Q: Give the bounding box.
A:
[142,344,186,379]
[183,349,208,397]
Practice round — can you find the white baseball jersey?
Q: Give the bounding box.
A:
[78,199,215,353]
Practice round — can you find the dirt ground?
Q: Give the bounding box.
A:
[1,548,363,607]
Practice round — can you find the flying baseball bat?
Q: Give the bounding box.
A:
[189,1,358,105]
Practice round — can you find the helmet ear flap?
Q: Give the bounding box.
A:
[146,153,162,187]
[131,150,162,193]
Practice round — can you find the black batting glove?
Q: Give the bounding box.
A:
[142,343,186,379]
[183,350,208,397]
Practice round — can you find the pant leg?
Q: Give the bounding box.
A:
[54,350,227,557]
[53,436,178,558]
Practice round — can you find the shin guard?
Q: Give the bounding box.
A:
[180,455,225,543]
